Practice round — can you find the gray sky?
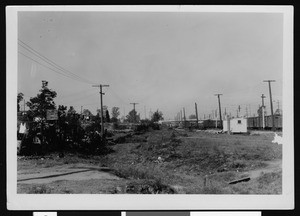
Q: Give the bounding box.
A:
[18,11,283,119]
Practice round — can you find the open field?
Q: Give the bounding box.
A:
[17,128,282,194]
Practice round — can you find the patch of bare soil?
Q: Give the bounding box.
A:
[243,159,282,179]
[18,163,120,185]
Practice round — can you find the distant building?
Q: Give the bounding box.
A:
[223,117,248,133]
[274,109,282,115]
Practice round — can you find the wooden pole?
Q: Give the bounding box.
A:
[195,103,199,128]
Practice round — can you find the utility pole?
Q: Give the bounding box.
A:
[261,94,266,129]
[130,103,139,122]
[180,110,183,122]
[263,80,276,131]
[214,94,223,128]
[275,100,281,114]
[92,84,109,136]
[81,106,83,115]
[149,109,152,119]
[226,114,231,135]
[249,104,252,117]
[195,103,199,128]
[183,107,186,127]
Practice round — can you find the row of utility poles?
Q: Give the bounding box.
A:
[91,80,277,134]
[175,80,277,131]
[92,83,142,136]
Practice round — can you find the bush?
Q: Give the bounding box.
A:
[28,185,52,194]
[79,131,113,155]
[125,179,176,194]
[135,120,160,133]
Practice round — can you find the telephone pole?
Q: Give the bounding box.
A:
[261,94,266,129]
[263,80,276,131]
[92,84,109,136]
[130,102,139,122]
[275,100,281,114]
[180,110,183,122]
[214,94,223,128]
[249,104,252,117]
[183,107,186,127]
[195,103,199,128]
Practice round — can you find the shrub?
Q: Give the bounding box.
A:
[28,185,52,194]
[125,179,176,194]
[79,131,114,155]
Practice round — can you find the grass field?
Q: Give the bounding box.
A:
[17,128,282,194]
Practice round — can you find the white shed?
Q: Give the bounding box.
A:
[223,117,248,133]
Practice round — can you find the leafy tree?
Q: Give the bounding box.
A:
[126,109,140,123]
[66,106,80,126]
[151,110,164,123]
[82,109,92,119]
[105,109,110,122]
[111,107,120,122]
[189,114,197,119]
[67,106,76,116]
[17,92,24,112]
[57,105,67,134]
[96,108,101,117]
[96,106,108,118]
[66,106,83,142]
[26,80,57,120]
[58,105,67,121]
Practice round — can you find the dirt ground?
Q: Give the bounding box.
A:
[18,164,119,184]
[17,129,282,194]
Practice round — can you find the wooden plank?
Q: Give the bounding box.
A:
[229,177,251,184]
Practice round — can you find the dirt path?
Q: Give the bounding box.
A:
[18,164,120,184]
[243,159,282,179]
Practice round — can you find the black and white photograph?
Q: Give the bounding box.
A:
[6,5,294,210]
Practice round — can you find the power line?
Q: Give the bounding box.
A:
[19,45,91,84]
[18,39,92,83]
[18,51,90,83]
[57,88,95,100]
[60,91,98,104]
[19,47,90,85]
[18,39,95,84]
[107,87,129,105]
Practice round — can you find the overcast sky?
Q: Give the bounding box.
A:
[17,11,283,120]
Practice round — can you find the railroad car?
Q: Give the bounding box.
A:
[246,114,282,130]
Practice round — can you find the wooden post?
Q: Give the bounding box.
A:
[227,115,231,135]
[195,103,199,128]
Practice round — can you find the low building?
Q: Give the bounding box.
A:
[223,117,248,133]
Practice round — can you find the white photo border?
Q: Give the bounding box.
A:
[6,5,294,210]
